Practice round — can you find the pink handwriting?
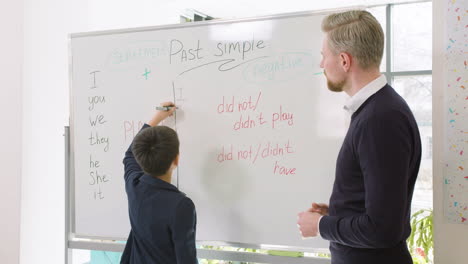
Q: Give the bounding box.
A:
[124,120,145,141]
[233,114,257,130]
[216,140,295,164]
[272,105,294,129]
[217,92,262,114]
[273,160,296,175]
[217,145,234,162]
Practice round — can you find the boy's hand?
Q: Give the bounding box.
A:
[148,101,176,127]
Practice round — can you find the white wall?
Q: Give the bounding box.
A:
[20,0,69,263]
[20,0,83,263]
[433,0,468,263]
[0,0,23,263]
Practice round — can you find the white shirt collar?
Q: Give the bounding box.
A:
[344,74,387,114]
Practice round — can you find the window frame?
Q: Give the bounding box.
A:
[381,2,432,85]
[376,1,433,212]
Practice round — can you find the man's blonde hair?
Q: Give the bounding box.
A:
[322,10,384,69]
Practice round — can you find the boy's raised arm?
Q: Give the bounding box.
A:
[123,102,176,182]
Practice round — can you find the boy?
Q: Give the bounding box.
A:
[121,102,198,264]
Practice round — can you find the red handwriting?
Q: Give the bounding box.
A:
[216,140,295,164]
[217,93,296,130]
[230,108,295,131]
[258,112,267,125]
[124,120,145,141]
[233,112,268,131]
[261,141,294,159]
[217,92,262,113]
[273,160,296,175]
[272,105,294,129]
[237,145,253,161]
[233,114,256,130]
[217,96,234,113]
[217,145,234,162]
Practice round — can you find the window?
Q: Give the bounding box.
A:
[369,1,433,212]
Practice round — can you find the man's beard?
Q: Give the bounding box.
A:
[324,71,345,92]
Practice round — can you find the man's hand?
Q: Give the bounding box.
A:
[148,101,176,127]
[297,211,322,238]
[308,203,329,216]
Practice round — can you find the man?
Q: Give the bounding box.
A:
[121,102,198,264]
[297,10,422,264]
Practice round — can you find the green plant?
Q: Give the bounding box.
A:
[199,245,266,264]
[315,252,331,258]
[267,249,303,257]
[407,209,433,264]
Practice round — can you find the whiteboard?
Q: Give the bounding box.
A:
[70,11,349,249]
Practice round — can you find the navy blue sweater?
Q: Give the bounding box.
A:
[319,85,421,264]
[121,124,198,264]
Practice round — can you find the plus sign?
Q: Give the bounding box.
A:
[142,68,151,80]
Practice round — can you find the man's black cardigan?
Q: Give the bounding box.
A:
[319,85,422,264]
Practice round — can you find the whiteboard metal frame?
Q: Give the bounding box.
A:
[65,126,72,264]
[66,8,344,264]
[68,240,331,264]
[70,8,353,39]
[67,239,331,264]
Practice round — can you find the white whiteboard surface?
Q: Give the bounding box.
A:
[70,12,348,249]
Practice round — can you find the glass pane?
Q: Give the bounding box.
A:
[368,5,387,73]
[91,251,122,263]
[72,249,91,264]
[72,249,123,264]
[393,75,432,210]
[393,75,432,126]
[392,2,432,72]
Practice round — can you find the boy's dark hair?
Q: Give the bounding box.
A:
[132,126,180,177]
